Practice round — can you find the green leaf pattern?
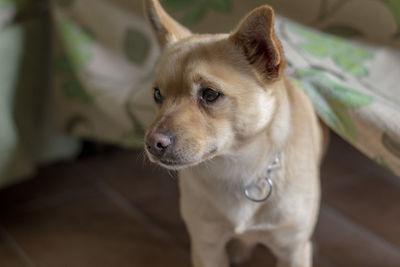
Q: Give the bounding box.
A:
[294,68,373,143]
[0,0,12,8]
[124,28,151,65]
[290,24,373,77]
[56,56,91,104]
[386,0,400,28]
[382,133,400,159]
[57,18,94,70]
[374,156,394,173]
[208,0,231,13]
[121,133,144,147]
[322,24,363,38]
[164,0,231,25]
[55,0,75,8]
[0,0,29,9]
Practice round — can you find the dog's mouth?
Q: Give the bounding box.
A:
[158,158,201,170]
[147,146,219,170]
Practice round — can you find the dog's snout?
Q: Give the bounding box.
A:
[146,131,174,157]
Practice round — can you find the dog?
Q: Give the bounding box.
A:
[143,0,326,266]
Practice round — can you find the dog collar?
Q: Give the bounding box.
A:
[243,154,280,203]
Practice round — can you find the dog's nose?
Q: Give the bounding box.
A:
[146,131,173,157]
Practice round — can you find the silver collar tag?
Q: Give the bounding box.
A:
[243,155,280,203]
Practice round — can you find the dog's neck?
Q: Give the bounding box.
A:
[192,78,291,188]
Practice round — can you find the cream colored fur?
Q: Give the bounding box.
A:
[144,1,325,266]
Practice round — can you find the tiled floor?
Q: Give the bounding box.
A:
[0,133,399,267]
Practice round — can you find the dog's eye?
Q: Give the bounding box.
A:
[153,88,163,104]
[201,88,221,103]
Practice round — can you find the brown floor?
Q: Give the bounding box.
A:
[0,133,400,267]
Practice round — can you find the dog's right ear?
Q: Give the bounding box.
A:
[229,6,285,81]
[144,0,191,46]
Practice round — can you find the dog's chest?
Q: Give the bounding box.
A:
[220,192,286,236]
[225,201,278,235]
[180,168,284,234]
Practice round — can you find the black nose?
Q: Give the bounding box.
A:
[146,131,174,157]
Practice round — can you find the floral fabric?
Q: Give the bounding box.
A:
[51,0,400,175]
[1,0,399,187]
[0,0,80,187]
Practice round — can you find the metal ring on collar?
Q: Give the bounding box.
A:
[244,177,273,203]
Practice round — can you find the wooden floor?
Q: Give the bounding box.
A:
[1,133,399,267]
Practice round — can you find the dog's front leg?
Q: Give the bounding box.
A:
[179,172,232,267]
[181,201,231,267]
[273,240,312,267]
[190,234,230,267]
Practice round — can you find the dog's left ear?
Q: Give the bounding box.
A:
[230,6,285,81]
[144,0,191,46]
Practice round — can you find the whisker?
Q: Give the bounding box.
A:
[140,150,149,168]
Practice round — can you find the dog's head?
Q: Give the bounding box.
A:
[144,0,285,170]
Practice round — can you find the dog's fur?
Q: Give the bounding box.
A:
[144,1,325,266]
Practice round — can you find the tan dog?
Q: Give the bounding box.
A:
[144,1,325,266]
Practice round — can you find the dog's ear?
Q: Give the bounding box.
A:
[230,6,285,81]
[144,0,191,46]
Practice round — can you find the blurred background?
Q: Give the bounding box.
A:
[0,0,400,266]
